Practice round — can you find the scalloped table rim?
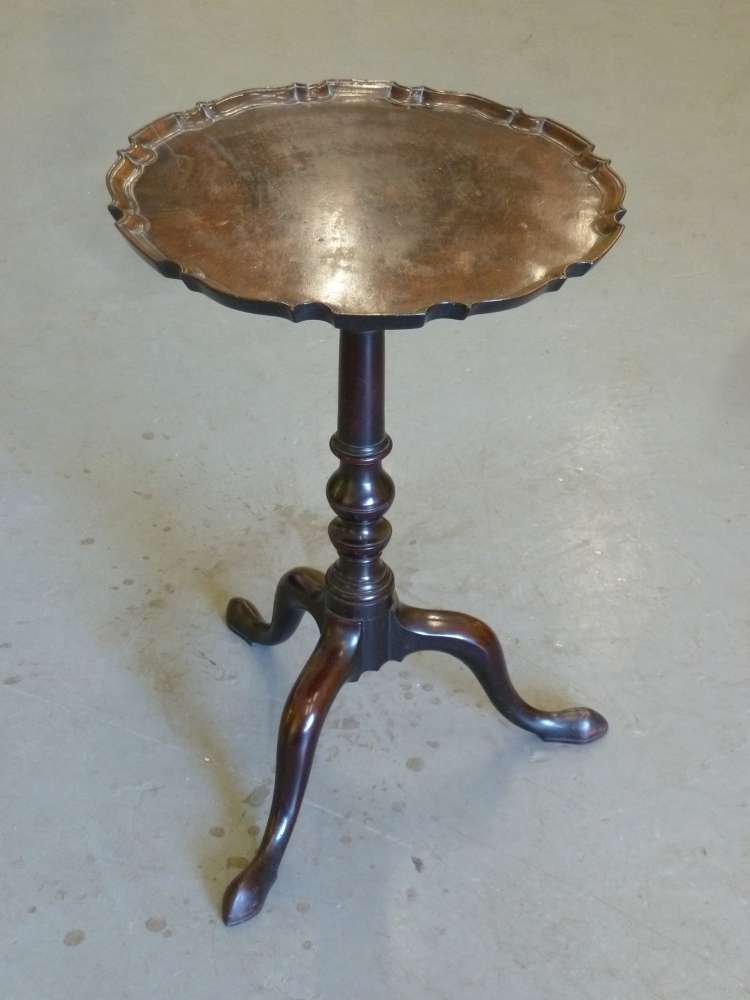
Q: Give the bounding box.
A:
[106,79,626,330]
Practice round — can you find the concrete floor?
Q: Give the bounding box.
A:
[2,2,749,998]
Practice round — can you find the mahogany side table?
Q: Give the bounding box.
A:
[107,80,626,927]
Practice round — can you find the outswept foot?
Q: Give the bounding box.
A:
[226,567,325,647]
[222,859,278,926]
[392,604,607,744]
[535,706,608,744]
[221,617,359,926]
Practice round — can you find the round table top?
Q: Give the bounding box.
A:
[107,80,625,330]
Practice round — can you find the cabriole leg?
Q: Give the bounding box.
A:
[392,604,608,744]
[222,618,359,926]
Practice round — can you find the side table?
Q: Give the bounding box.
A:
[107,80,625,927]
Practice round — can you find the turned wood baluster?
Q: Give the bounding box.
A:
[325,330,395,621]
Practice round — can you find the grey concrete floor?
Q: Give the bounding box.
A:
[2,2,749,998]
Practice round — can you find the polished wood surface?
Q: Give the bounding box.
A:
[107,84,623,929]
[107,80,625,329]
[223,613,358,925]
[221,331,608,927]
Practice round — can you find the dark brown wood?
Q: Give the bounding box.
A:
[227,567,326,643]
[107,80,625,330]
[107,82,624,930]
[220,330,608,926]
[390,604,607,743]
[223,615,359,926]
[325,330,395,624]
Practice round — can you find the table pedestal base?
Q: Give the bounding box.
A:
[222,578,607,926]
[221,330,607,927]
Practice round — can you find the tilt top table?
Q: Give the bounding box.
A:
[107,80,625,928]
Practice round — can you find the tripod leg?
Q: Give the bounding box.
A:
[226,567,325,646]
[393,604,607,744]
[222,618,359,926]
